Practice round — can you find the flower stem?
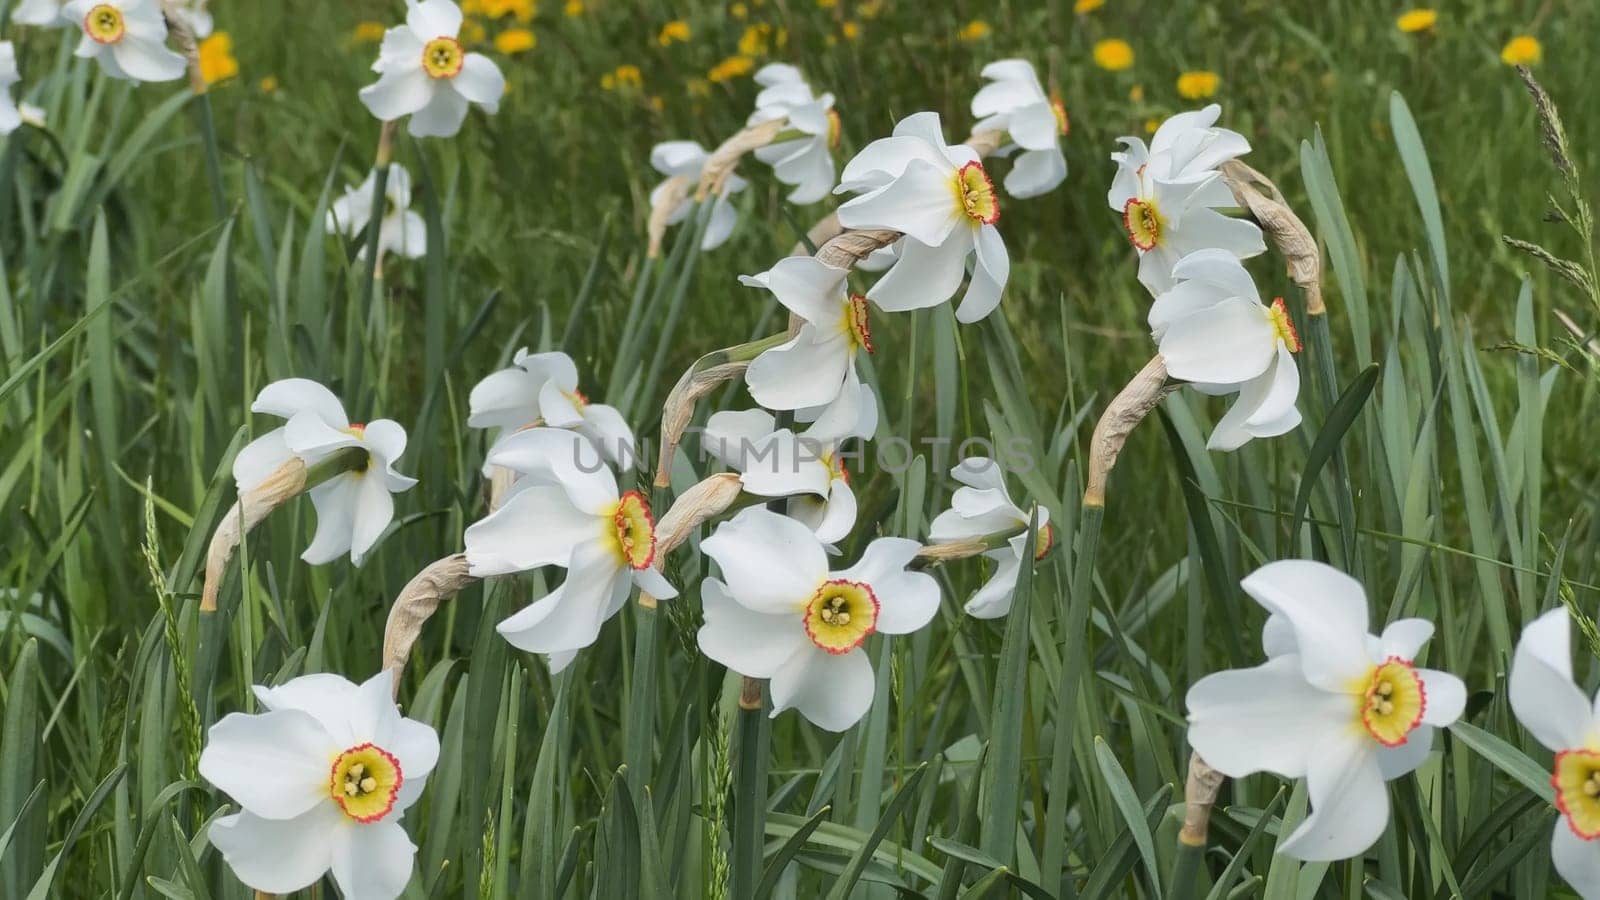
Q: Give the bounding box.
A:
[730,676,769,899]
[624,594,660,798]
[360,121,398,312]
[192,92,227,221]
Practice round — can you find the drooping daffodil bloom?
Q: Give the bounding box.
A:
[13,0,70,27]
[927,457,1054,619]
[327,163,428,262]
[698,508,939,731]
[832,111,1008,321]
[970,59,1068,199]
[467,348,636,470]
[836,111,1009,324]
[1150,249,1301,451]
[740,255,878,439]
[359,0,505,139]
[746,63,839,204]
[64,0,187,83]
[701,390,876,544]
[463,428,675,672]
[1509,607,1600,900]
[234,379,418,565]
[649,140,746,251]
[1107,104,1264,294]
[199,670,439,900]
[0,43,19,137]
[1185,560,1466,862]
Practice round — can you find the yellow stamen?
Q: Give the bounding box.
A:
[952,161,1000,226]
[1353,657,1426,747]
[328,743,403,823]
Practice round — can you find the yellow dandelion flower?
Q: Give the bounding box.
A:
[197,32,238,87]
[1500,34,1541,66]
[1144,117,1159,134]
[1093,38,1134,71]
[1176,70,1219,100]
[258,75,278,93]
[509,0,535,22]
[460,18,488,44]
[657,20,691,45]
[958,20,990,42]
[708,54,754,83]
[730,2,748,20]
[496,27,537,54]
[687,77,711,97]
[775,26,787,49]
[1129,83,1144,103]
[1395,9,1437,34]
[563,0,584,16]
[737,23,772,56]
[351,21,387,43]
[859,0,882,18]
[649,95,665,112]
[841,20,860,41]
[1074,0,1104,11]
[461,0,486,13]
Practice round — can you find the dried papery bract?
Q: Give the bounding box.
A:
[158,0,205,94]
[695,118,787,202]
[1180,753,1225,846]
[381,552,478,691]
[1084,356,1176,508]
[652,472,743,559]
[201,460,306,613]
[1219,160,1324,316]
[646,175,692,258]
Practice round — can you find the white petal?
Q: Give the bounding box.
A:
[1004,147,1067,199]
[486,427,618,514]
[579,403,638,468]
[769,645,874,732]
[330,819,417,900]
[650,140,707,177]
[407,0,462,38]
[745,327,851,412]
[697,577,808,679]
[1551,824,1600,900]
[1158,298,1277,385]
[109,36,185,82]
[1170,247,1261,304]
[838,134,945,190]
[496,540,622,657]
[738,256,849,327]
[703,409,777,467]
[837,158,961,246]
[209,806,342,895]
[701,193,740,250]
[467,366,542,430]
[283,410,363,460]
[301,475,360,565]
[199,709,337,819]
[1185,654,1352,779]
[360,68,434,123]
[964,552,1022,619]
[537,378,584,428]
[1511,608,1595,752]
[1167,207,1267,260]
[1006,101,1060,150]
[1261,613,1297,657]
[1278,735,1388,861]
[1377,724,1435,780]
[865,230,970,313]
[407,86,469,138]
[794,361,866,441]
[736,431,832,499]
[837,538,939,635]
[955,225,1008,324]
[1239,560,1372,690]
[252,673,360,742]
[348,474,396,565]
[234,428,294,491]
[810,480,857,544]
[632,565,676,600]
[451,54,503,109]
[464,484,598,577]
[700,507,828,615]
[252,378,348,425]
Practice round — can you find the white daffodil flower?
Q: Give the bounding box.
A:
[746,63,839,204]
[702,390,876,544]
[63,0,186,83]
[649,140,746,251]
[927,457,1053,619]
[835,111,1009,324]
[13,0,70,27]
[0,43,20,137]
[970,59,1068,199]
[1107,104,1264,294]
[327,164,428,262]
[234,378,418,566]
[1151,249,1302,451]
[199,670,439,900]
[467,348,636,470]
[1185,560,1466,862]
[697,508,939,731]
[740,255,878,439]
[359,0,504,139]
[463,428,675,671]
[1509,607,1600,900]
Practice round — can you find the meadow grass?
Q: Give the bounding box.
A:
[1,0,1598,897]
